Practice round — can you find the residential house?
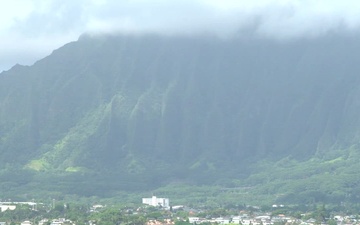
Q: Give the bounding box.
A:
[20,221,32,225]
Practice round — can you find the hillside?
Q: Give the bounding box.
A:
[1,33,360,202]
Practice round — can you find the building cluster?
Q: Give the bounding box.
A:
[19,218,75,225]
[8,213,360,225]
[187,213,360,225]
[1,196,359,225]
[188,213,297,225]
[146,219,174,225]
[39,218,75,225]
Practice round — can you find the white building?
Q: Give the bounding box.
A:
[142,196,169,208]
[215,217,230,224]
[0,205,16,212]
[20,221,32,225]
[38,219,49,225]
[189,217,200,223]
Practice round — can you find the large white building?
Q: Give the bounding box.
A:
[142,196,169,208]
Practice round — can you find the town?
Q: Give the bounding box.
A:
[0,196,357,225]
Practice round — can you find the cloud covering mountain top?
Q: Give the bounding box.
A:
[1,0,360,71]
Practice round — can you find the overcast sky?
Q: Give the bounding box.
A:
[1,0,360,72]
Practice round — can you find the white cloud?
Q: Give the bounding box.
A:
[0,0,34,31]
[1,0,360,72]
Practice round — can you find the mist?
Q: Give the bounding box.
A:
[1,0,360,72]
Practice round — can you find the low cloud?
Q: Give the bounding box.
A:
[83,0,360,38]
[1,0,360,72]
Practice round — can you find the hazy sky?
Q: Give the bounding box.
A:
[1,0,360,72]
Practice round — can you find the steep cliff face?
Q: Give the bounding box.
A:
[1,34,360,186]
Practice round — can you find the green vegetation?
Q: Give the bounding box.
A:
[1,34,360,204]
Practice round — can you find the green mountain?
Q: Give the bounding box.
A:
[1,33,360,203]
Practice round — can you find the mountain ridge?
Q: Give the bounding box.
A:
[1,33,360,201]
